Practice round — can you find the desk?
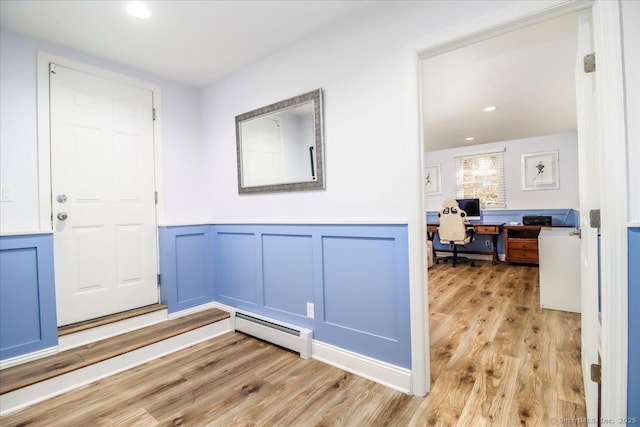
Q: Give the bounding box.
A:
[427,222,504,265]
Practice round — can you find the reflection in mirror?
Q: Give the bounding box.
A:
[236,89,324,194]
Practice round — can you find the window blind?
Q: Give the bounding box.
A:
[454,149,506,208]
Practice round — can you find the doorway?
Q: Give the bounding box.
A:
[37,54,165,326]
[421,10,596,420]
[405,0,627,419]
[405,0,626,413]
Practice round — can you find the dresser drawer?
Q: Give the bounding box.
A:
[508,239,538,250]
[475,225,499,234]
[509,249,539,262]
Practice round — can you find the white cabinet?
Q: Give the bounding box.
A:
[538,228,581,313]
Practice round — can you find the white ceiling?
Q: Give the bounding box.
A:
[1,1,579,151]
[422,12,579,151]
[0,0,376,87]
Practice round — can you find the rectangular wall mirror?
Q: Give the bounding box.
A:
[235,89,325,194]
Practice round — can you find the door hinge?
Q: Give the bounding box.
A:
[589,209,601,228]
[590,363,601,384]
[152,108,156,121]
[584,53,596,73]
[155,191,158,204]
[49,63,57,74]
[570,229,582,239]
[157,274,161,285]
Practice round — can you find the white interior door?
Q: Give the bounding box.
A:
[241,118,285,186]
[575,11,600,421]
[50,64,158,326]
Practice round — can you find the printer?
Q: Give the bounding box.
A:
[522,215,553,226]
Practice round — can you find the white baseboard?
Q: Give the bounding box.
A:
[0,319,232,416]
[189,301,237,329]
[311,340,412,394]
[0,347,58,370]
[58,308,169,351]
[167,301,232,319]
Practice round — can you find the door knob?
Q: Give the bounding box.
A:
[57,212,68,221]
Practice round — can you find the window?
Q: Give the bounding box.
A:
[454,149,505,208]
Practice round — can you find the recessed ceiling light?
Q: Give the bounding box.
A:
[126,2,150,20]
[465,137,475,141]
[483,106,497,112]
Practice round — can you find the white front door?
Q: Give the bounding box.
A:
[50,64,158,326]
[575,11,600,421]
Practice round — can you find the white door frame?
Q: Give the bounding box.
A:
[576,10,600,421]
[36,52,165,231]
[405,1,628,419]
[36,53,165,314]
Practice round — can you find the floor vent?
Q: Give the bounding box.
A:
[233,311,312,359]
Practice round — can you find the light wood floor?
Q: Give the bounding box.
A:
[0,261,585,426]
[1,309,229,395]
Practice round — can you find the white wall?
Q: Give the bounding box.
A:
[0,31,41,231]
[201,1,519,223]
[0,0,525,229]
[0,29,207,232]
[424,132,579,212]
[4,1,608,229]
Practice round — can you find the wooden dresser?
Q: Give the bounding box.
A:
[504,225,544,265]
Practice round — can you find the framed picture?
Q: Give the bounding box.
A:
[521,150,559,191]
[424,164,441,195]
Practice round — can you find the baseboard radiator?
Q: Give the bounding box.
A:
[233,311,312,359]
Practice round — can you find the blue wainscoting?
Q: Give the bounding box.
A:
[212,224,411,369]
[426,208,578,255]
[158,226,215,314]
[215,231,259,308]
[0,234,57,360]
[262,233,314,318]
[628,227,640,418]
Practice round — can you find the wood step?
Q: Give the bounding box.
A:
[0,308,230,395]
[58,303,168,337]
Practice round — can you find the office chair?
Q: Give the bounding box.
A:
[436,198,475,267]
